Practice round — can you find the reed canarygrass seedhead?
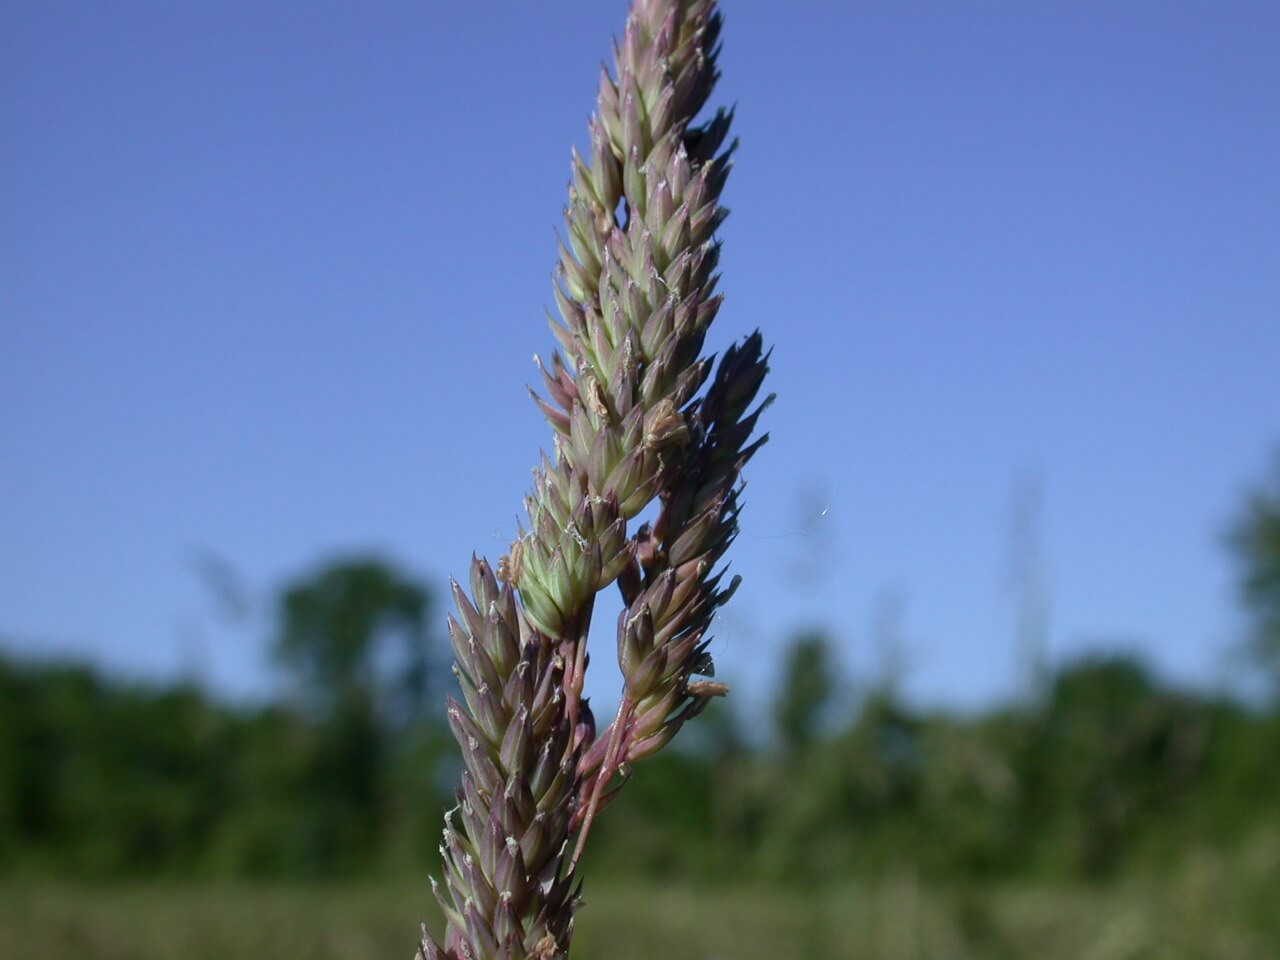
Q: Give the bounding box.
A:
[419,1,771,957]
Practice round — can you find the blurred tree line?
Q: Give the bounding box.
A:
[0,558,457,878]
[4,629,1278,884]
[2,458,1279,883]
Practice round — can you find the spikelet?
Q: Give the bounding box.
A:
[420,3,770,957]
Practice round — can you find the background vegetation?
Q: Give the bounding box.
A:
[2,456,1278,957]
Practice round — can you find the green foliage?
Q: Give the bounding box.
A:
[3,874,1279,960]
[2,610,1278,889]
[1030,655,1211,877]
[0,557,452,879]
[773,631,837,753]
[275,557,432,724]
[1229,452,1280,698]
[0,658,235,876]
[269,557,440,875]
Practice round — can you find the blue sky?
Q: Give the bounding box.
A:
[3,1,1278,713]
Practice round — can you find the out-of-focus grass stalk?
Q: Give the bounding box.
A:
[418,2,770,957]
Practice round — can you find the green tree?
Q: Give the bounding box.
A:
[271,556,435,873]
[1035,654,1208,878]
[773,630,837,754]
[0,657,235,876]
[1228,453,1280,699]
[275,557,432,722]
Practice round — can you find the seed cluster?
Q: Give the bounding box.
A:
[419,2,770,958]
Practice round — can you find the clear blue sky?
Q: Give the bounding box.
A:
[3,1,1278,713]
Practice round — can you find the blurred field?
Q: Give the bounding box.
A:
[3,865,1278,960]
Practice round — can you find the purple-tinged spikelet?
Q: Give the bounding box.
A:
[420,3,769,957]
